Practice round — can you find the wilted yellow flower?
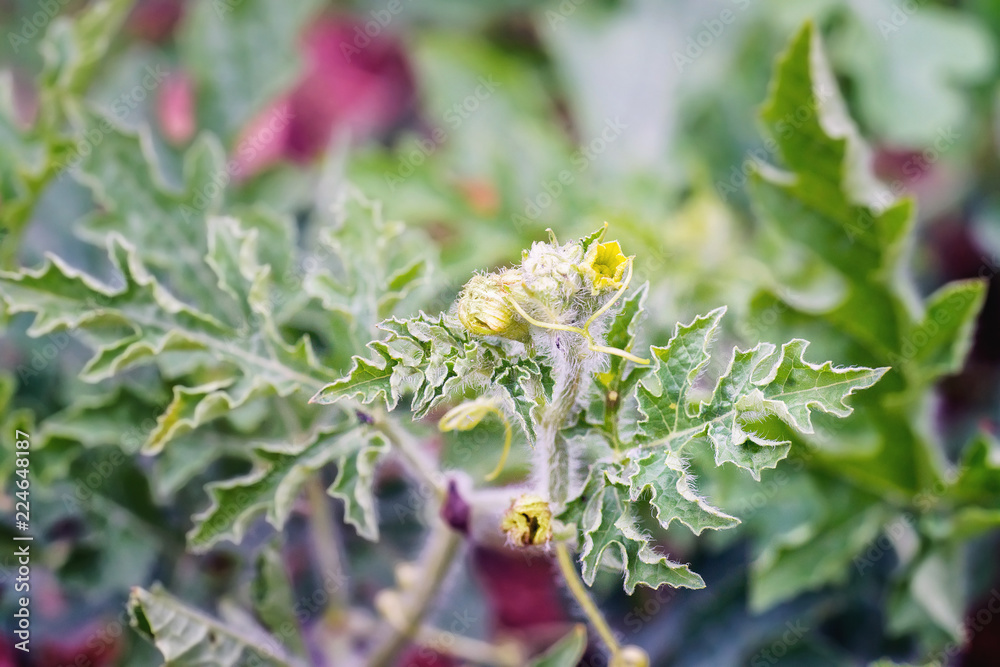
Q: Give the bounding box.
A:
[500,493,552,547]
[578,240,629,294]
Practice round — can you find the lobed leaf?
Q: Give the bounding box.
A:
[743,22,989,618]
[129,584,300,667]
[0,226,331,453]
[187,422,386,550]
[327,430,390,541]
[636,308,886,478]
[610,450,739,535]
[311,310,548,439]
[567,469,705,594]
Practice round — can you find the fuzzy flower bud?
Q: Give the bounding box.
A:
[457,270,530,342]
[519,241,584,311]
[500,493,553,547]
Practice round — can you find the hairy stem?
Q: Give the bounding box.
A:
[555,542,621,657]
[368,522,463,667]
[536,334,586,507]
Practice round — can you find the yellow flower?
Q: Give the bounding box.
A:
[579,240,629,294]
[457,270,530,342]
[500,493,552,547]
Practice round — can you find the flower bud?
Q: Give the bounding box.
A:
[520,241,584,310]
[457,271,530,342]
[500,493,552,547]
[611,645,650,667]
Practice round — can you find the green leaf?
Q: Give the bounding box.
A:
[561,303,883,594]
[303,185,437,345]
[578,224,609,252]
[585,283,649,438]
[188,422,360,551]
[327,430,390,541]
[309,343,401,410]
[887,545,965,643]
[72,120,231,308]
[602,281,650,398]
[610,450,739,535]
[151,431,248,501]
[751,22,915,358]
[178,0,322,141]
[565,469,705,594]
[0,0,135,265]
[206,215,272,319]
[635,307,725,445]
[750,494,887,611]
[0,82,50,263]
[40,385,164,452]
[379,258,430,316]
[905,279,988,382]
[0,374,34,482]
[39,0,133,93]
[251,543,307,656]
[637,308,886,478]
[529,624,587,667]
[493,356,549,441]
[604,282,649,365]
[129,584,299,667]
[144,377,272,456]
[949,434,1000,506]
[743,21,990,616]
[750,22,985,386]
[0,228,331,452]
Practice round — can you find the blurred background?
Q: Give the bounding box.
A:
[1,0,999,665]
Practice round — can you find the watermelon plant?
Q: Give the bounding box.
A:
[1,1,998,666]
